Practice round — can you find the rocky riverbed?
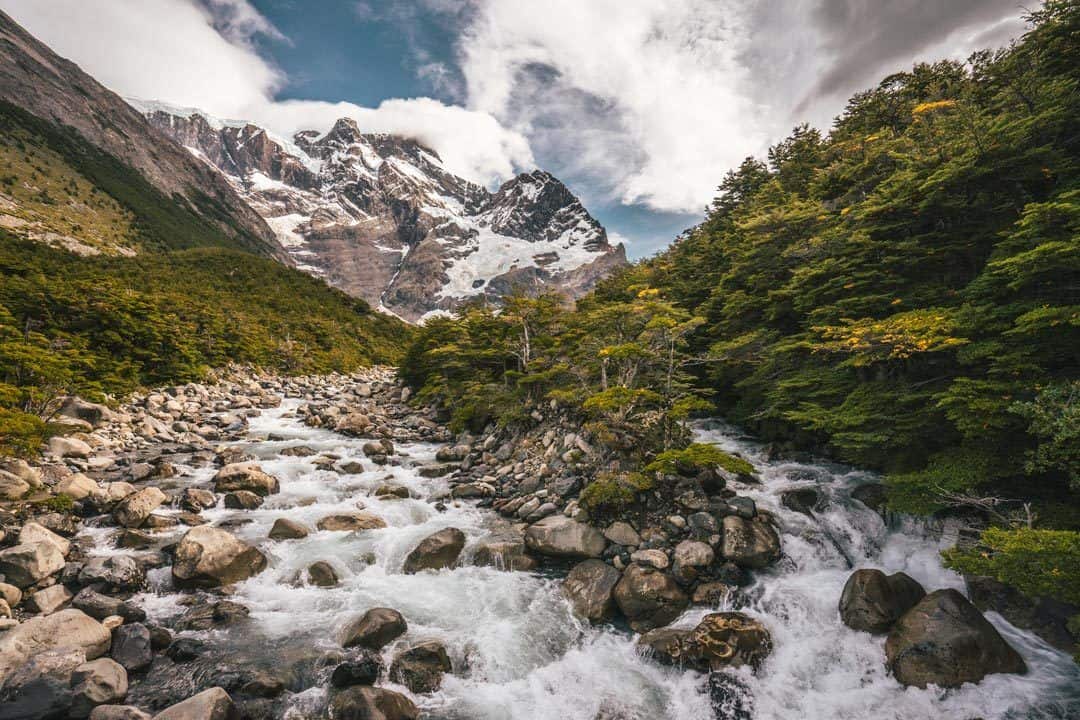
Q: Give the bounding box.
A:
[1,368,1078,719]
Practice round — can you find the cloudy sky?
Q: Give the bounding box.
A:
[1,0,1028,257]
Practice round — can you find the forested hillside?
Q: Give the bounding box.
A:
[404,2,1079,605]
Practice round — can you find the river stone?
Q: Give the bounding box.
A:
[89,706,152,720]
[111,623,153,673]
[613,563,689,631]
[639,612,772,671]
[0,609,111,684]
[57,473,101,500]
[0,581,22,606]
[212,462,279,496]
[0,647,86,719]
[19,521,71,556]
[35,512,81,538]
[341,608,407,651]
[171,526,267,589]
[73,588,146,623]
[70,658,129,717]
[563,559,621,623]
[113,487,168,528]
[329,686,418,720]
[402,527,466,573]
[0,541,65,588]
[471,538,538,572]
[317,512,387,532]
[602,521,641,547]
[29,583,73,614]
[222,490,263,510]
[721,516,781,569]
[330,652,382,688]
[179,488,217,512]
[780,488,820,517]
[630,548,670,570]
[390,640,452,693]
[151,686,239,720]
[674,540,714,570]
[268,518,309,540]
[308,561,339,587]
[839,569,926,633]
[524,516,606,559]
[885,588,1027,688]
[79,556,144,590]
[59,396,116,428]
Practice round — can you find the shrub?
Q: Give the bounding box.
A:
[645,443,755,477]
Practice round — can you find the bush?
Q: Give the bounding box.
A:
[580,472,654,519]
[0,407,46,457]
[645,443,755,477]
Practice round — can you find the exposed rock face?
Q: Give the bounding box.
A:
[171,526,268,589]
[341,608,407,651]
[885,589,1027,688]
[613,563,689,631]
[0,609,111,684]
[839,569,926,634]
[966,575,1080,655]
[402,527,466,573]
[524,516,607,559]
[640,612,773,671]
[141,106,627,321]
[563,559,622,623]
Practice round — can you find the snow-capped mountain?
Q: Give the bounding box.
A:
[133,101,626,321]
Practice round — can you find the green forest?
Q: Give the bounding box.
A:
[404,3,1079,604]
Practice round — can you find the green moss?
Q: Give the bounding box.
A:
[645,443,756,477]
[30,493,75,514]
[580,472,653,519]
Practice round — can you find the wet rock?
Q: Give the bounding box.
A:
[179,488,216,513]
[524,515,607,559]
[212,462,280,497]
[222,490,263,510]
[418,464,455,478]
[613,563,689,631]
[563,559,622,623]
[707,672,754,720]
[89,706,152,720]
[0,609,111,684]
[0,647,86,719]
[70,658,129,718]
[308,561,339,587]
[341,608,407,651]
[885,588,1026,688]
[268,518,309,540]
[363,440,394,457]
[280,445,316,457]
[79,556,144,591]
[165,638,205,663]
[727,496,757,519]
[402,527,466,573]
[316,512,387,532]
[780,488,820,516]
[851,483,887,514]
[171,526,267,589]
[472,538,538,572]
[330,652,382,688]
[839,569,926,634]
[0,542,65,588]
[390,640,452,694]
[152,686,239,720]
[721,515,780,569]
[329,686,418,720]
[450,482,495,499]
[692,582,735,606]
[73,588,146,623]
[111,623,153,673]
[374,483,411,499]
[966,574,1080,655]
[238,671,285,698]
[175,600,250,631]
[639,612,772,671]
[113,487,168,528]
[338,460,366,474]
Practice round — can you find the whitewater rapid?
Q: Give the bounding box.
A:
[91,402,1079,719]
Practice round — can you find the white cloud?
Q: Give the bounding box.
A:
[0,0,533,187]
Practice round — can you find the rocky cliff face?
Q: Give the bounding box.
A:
[139,105,627,321]
[0,11,285,261]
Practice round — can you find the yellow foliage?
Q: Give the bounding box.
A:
[912,100,958,116]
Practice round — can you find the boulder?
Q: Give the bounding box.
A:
[89,706,152,720]
[612,563,689,631]
[472,538,538,572]
[639,612,772,671]
[222,490,263,510]
[340,608,407,651]
[721,515,780,569]
[70,658,129,718]
[59,397,116,428]
[389,640,452,693]
[113,487,167,528]
[111,623,153,673]
[673,540,715,580]
[0,469,29,500]
[79,556,144,591]
[73,588,146,623]
[28,584,73,614]
[0,582,22,606]
[56,473,101,500]
[839,569,926,634]
[966,574,1080,655]
[780,489,820,516]
[0,609,111,685]
[0,647,86,719]
[563,559,621,623]
[48,436,93,459]
[175,600,249,632]
[307,561,339,587]
[268,518,309,540]
[151,687,239,720]
[630,548,669,570]
[523,516,606,559]
[171,526,267,589]
[602,521,641,547]
[0,542,65,588]
[329,686,418,720]
[851,483,887,514]
[402,528,466,574]
[212,463,279,496]
[19,521,71,556]
[179,488,216,513]
[317,512,387,532]
[330,652,382,688]
[885,588,1026,688]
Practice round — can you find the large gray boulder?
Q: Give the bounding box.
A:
[59,396,117,428]
[171,526,267,589]
[612,563,689,631]
[329,686,418,720]
[839,569,925,634]
[0,609,111,685]
[0,542,65,588]
[79,556,144,591]
[389,640,452,693]
[885,589,1027,688]
[340,608,407,651]
[70,658,129,718]
[0,647,86,719]
[113,487,167,528]
[151,687,239,719]
[721,515,781,569]
[563,559,621,623]
[212,463,279,496]
[524,516,606,559]
[18,522,71,556]
[402,528,466,574]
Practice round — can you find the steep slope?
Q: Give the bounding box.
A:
[0,10,284,259]
[139,105,627,321]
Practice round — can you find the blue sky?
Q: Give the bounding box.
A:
[2,0,1028,259]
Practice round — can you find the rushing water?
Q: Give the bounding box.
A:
[87,401,1080,719]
